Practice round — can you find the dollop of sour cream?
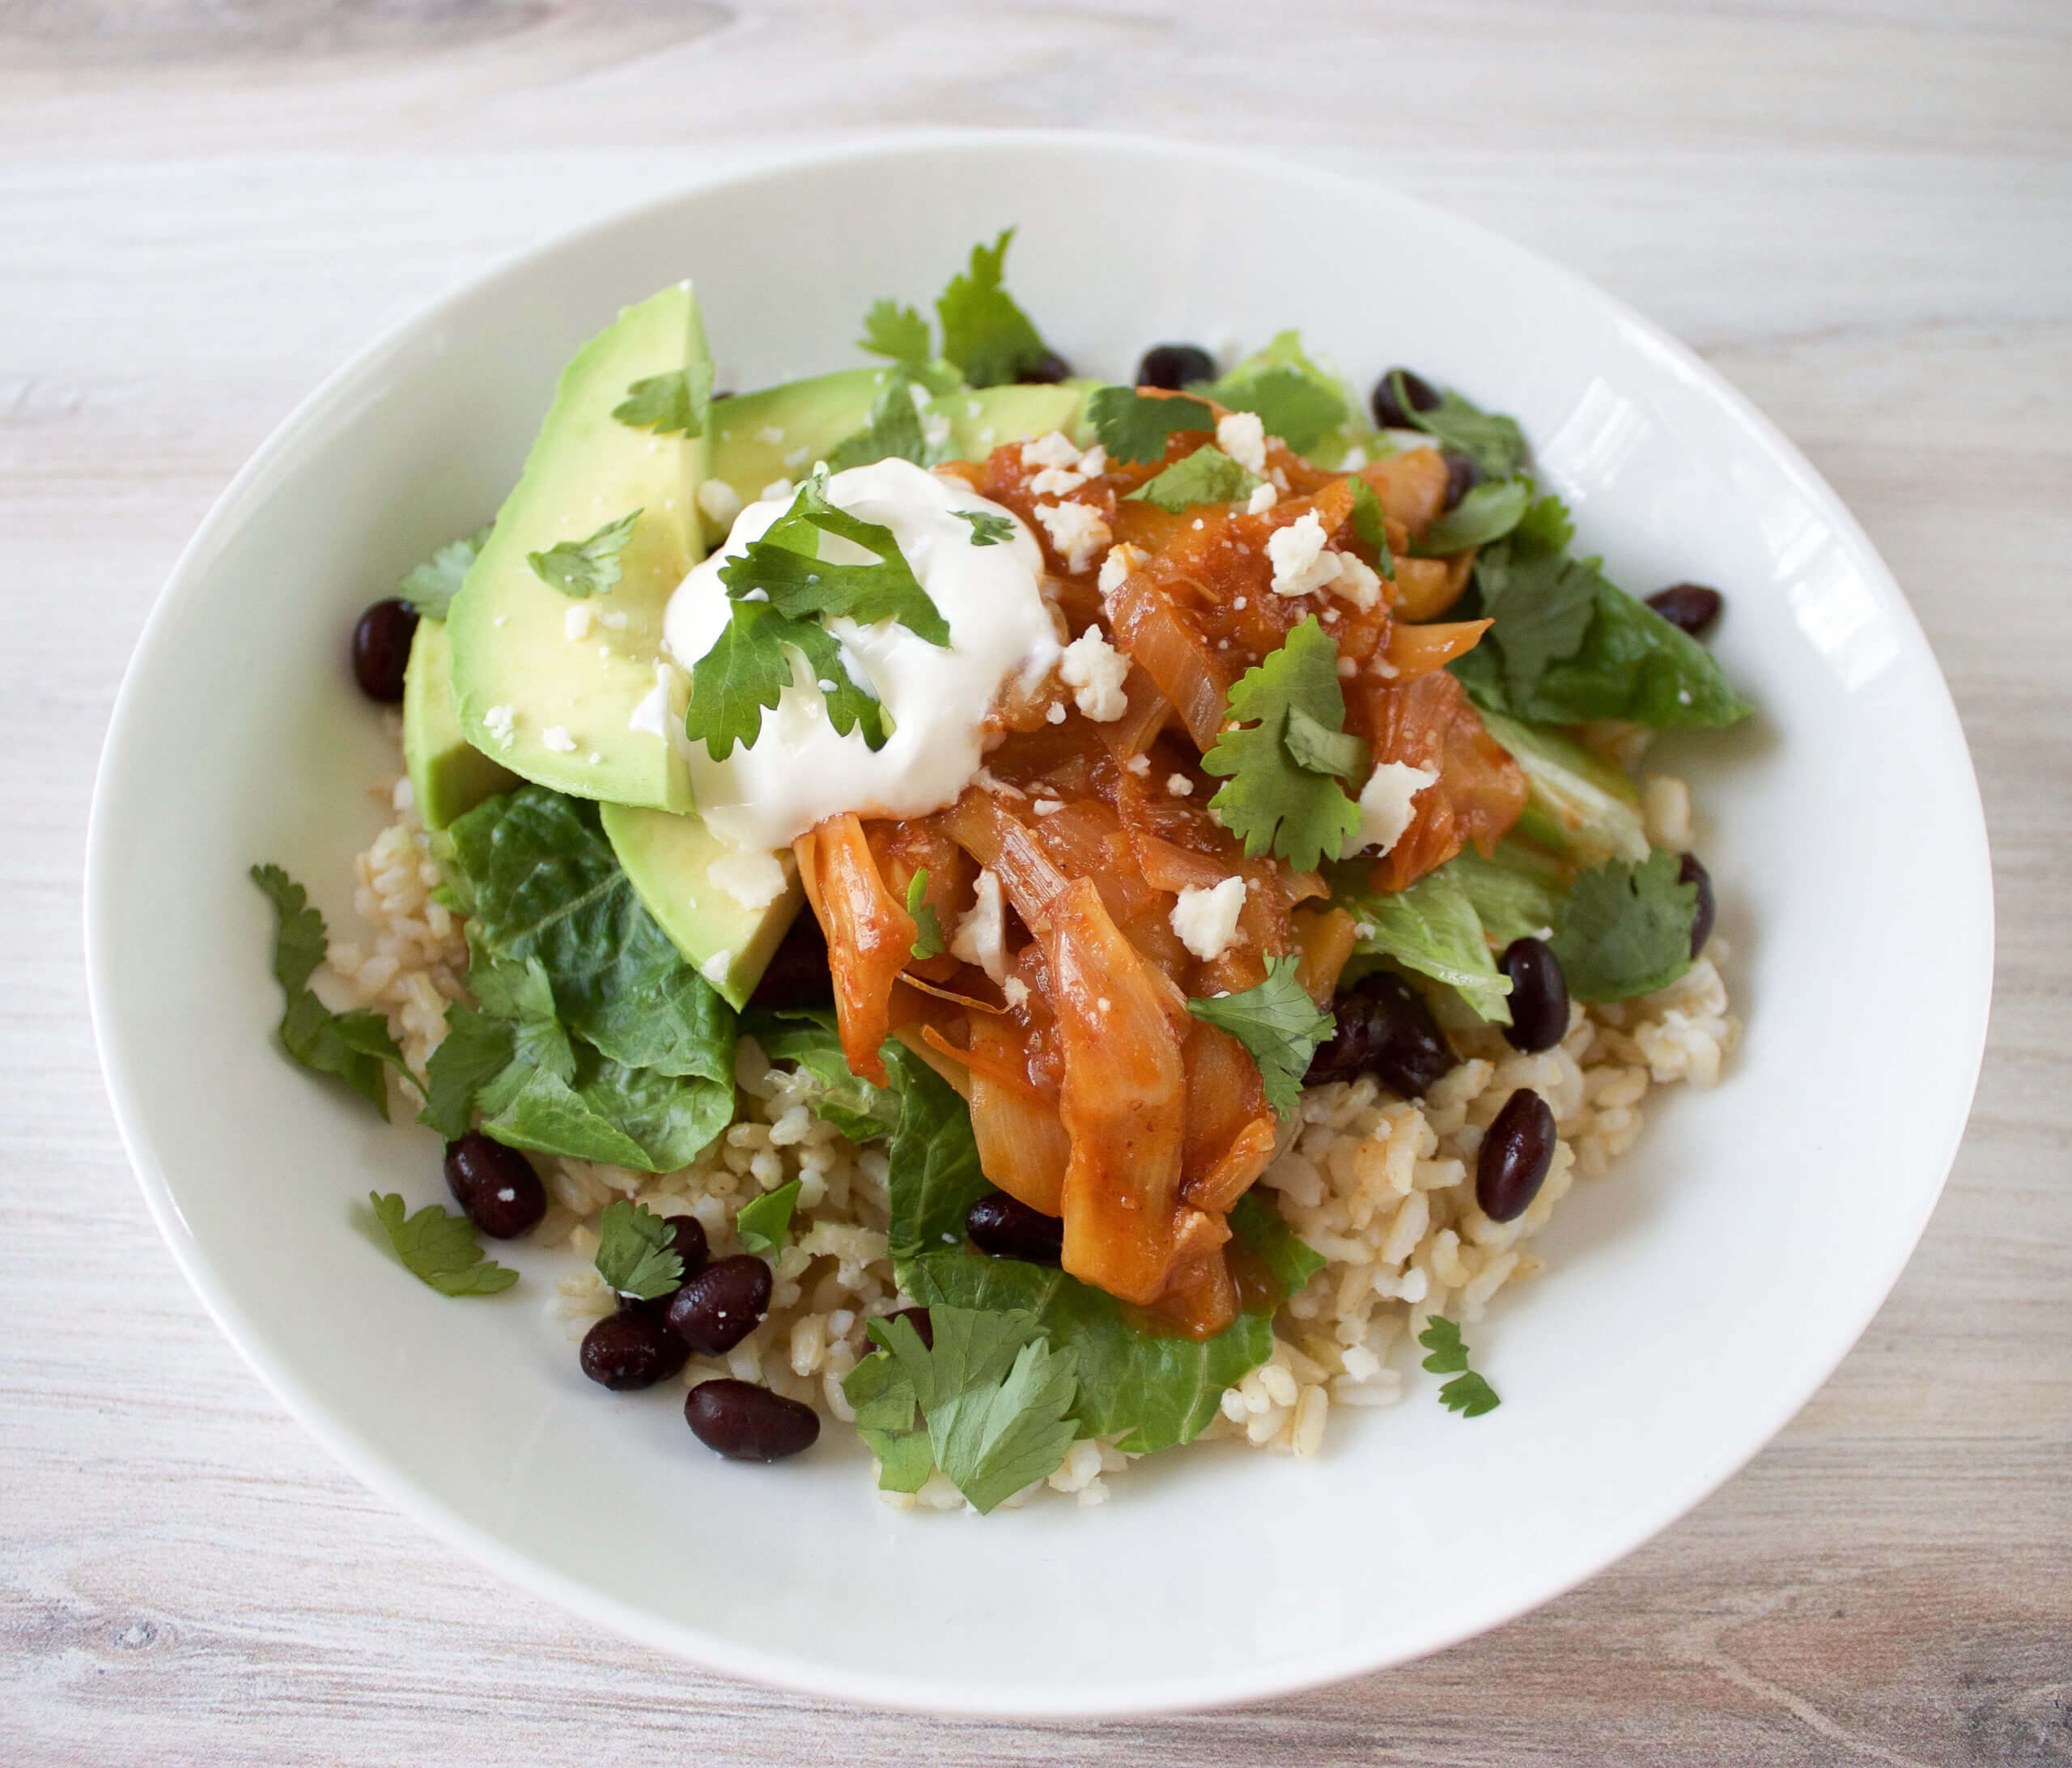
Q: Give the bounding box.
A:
[662,457,1059,852]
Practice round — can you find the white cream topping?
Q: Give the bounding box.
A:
[663,458,1059,852]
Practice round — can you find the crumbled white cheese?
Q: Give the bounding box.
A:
[1267,510,1339,597]
[1339,444,1369,471]
[1337,657,1358,678]
[1166,773,1193,798]
[1216,410,1268,476]
[950,868,1008,984]
[1045,701,1068,725]
[783,444,811,471]
[978,427,996,446]
[541,725,578,754]
[563,604,593,641]
[709,848,789,912]
[1059,628,1131,721]
[1034,501,1111,574]
[1357,761,1439,856]
[491,614,508,628]
[1033,798,1064,816]
[1097,542,1147,596]
[696,477,744,531]
[1170,876,1247,962]
[627,660,673,737]
[1021,431,1081,470]
[1002,975,1031,1009]
[1354,920,1375,939]
[760,477,794,502]
[1030,465,1089,498]
[971,766,1025,798]
[1123,754,1151,776]
[1077,446,1107,478]
[601,609,629,630]
[1246,482,1279,515]
[482,704,516,748]
[754,425,786,446]
[700,949,735,988]
[1329,551,1384,612]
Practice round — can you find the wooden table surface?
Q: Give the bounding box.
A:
[5,4,2068,1762]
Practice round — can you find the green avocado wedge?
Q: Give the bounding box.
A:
[599,802,805,1012]
[401,618,518,830]
[447,283,711,814]
[707,368,886,505]
[927,380,1089,458]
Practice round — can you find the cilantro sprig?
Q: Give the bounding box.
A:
[684,469,949,759]
[860,298,932,366]
[954,508,1017,546]
[251,864,411,1119]
[399,525,492,619]
[1390,375,1531,480]
[828,365,945,472]
[527,510,640,598]
[736,1179,802,1260]
[1548,851,1700,1001]
[1086,386,1215,465]
[1124,444,1261,512]
[859,231,1057,389]
[1348,478,1395,580]
[1202,617,1364,870]
[370,1192,518,1297]
[1185,954,1336,1116]
[1418,1315,1501,1417]
[906,868,945,959]
[594,1199,686,1300]
[612,360,716,437]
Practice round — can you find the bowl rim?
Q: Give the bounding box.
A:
[84,127,1995,1718]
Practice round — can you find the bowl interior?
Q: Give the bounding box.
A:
[87,135,1991,1716]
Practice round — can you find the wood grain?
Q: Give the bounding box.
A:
[3,3,2069,1762]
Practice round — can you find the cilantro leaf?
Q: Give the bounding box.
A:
[863,1306,1080,1513]
[1199,332,1352,455]
[1227,1191,1327,1301]
[736,1178,802,1260]
[369,1192,518,1297]
[611,359,715,437]
[1282,706,1369,780]
[720,470,949,641]
[935,228,1054,388]
[595,1199,685,1300]
[1394,377,1531,479]
[1123,444,1262,512]
[1418,1315,1501,1417]
[685,600,888,759]
[1086,386,1215,465]
[1348,478,1395,580]
[827,365,941,472]
[1328,861,1514,1025]
[842,1338,936,1491]
[905,867,946,959]
[954,508,1017,546]
[251,864,409,1118]
[1466,493,1603,706]
[859,298,932,367]
[1549,851,1699,1001]
[399,525,491,619]
[1201,617,1362,869]
[526,510,640,598]
[418,1005,515,1139]
[1185,954,1336,1116]
[1416,475,1532,555]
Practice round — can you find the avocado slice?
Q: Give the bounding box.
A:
[402,617,519,830]
[600,801,805,1010]
[927,380,1088,457]
[447,283,711,813]
[708,368,885,504]
[1478,708,1648,865]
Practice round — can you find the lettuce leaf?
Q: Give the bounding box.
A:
[1328,863,1514,1025]
[1441,844,1571,948]
[885,1041,991,1264]
[745,1008,901,1141]
[1228,1191,1327,1299]
[1199,331,1352,455]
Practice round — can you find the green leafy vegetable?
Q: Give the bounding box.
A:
[1415,476,1532,554]
[885,1042,992,1264]
[1549,851,1699,1001]
[1086,386,1215,465]
[906,867,945,959]
[479,1052,735,1172]
[1202,617,1362,870]
[1348,478,1395,580]
[747,1009,901,1141]
[827,365,940,472]
[954,508,1017,546]
[1185,954,1336,1116]
[736,1179,802,1260]
[611,360,716,437]
[842,1337,937,1492]
[369,1192,518,1297]
[250,864,410,1118]
[935,229,1053,388]
[1393,377,1531,479]
[1330,862,1513,1026]
[1201,332,1351,455]
[418,945,576,1140]
[1441,844,1571,947]
[685,599,889,761]
[1475,706,1649,866]
[398,525,491,619]
[1418,1315,1501,1417]
[1123,444,1261,512]
[1282,706,1370,781]
[859,298,932,368]
[594,1199,686,1300]
[526,510,641,598]
[1228,1192,1327,1300]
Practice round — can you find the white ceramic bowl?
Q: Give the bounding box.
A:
[87,134,1993,1716]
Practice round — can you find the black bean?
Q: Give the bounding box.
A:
[710,388,734,402]
[966,1192,1064,1265]
[443,1132,546,1239]
[1441,451,1482,512]
[748,912,833,1010]
[659,1213,710,1277]
[1015,349,1072,385]
[685,1379,821,1461]
[351,597,418,703]
[580,1307,690,1391]
[1500,937,1570,1054]
[1476,1088,1556,1222]
[664,1254,772,1355]
[1136,343,1216,390]
[1645,582,1725,638]
[1306,970,1455,1099]
[1679,852,1717,958]
[1369,367,1441,431]
[886,1305,934,1349]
